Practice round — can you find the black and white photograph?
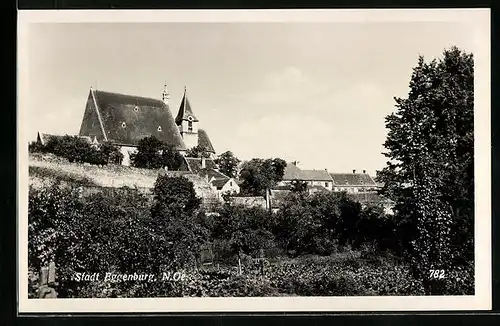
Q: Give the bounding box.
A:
[17,9,491,312]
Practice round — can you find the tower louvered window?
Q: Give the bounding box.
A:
[188,121,193,132]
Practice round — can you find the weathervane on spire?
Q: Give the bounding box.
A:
[162,81,170,104]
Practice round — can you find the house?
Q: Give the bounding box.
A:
[277,162,334,190]
[185,157,240,198]
[78,84,216,166]
[210,177,240,197]
[330,170,378,193]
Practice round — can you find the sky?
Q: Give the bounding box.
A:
[25,22,476,175]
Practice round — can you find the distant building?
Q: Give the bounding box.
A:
[184,157,240,199]
[78,84,216,166]
[278,162,334,190]
[330,170,378,193]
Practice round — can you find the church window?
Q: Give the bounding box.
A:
[325,182,329,187]
[158,126,162,132]
[188,121,193,132]
[121,122,126,128]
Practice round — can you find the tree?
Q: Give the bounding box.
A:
[131,136,164,169]
[160,143,185,171]
[131,136,184,170]
[214,151,240,178]
[290,179,308,192]
[212,204,275,258]
[377,47,474,293]
[239,158,287,196]
[185,144,211,158]
[98,141,123,165]
[149,175,209,270]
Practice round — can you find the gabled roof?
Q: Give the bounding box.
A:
[198,129,216,153]
[330,173,377,186]
[211,178,231,189]
[282,163,303,180]
[200,168,228,181]
[299,169,333,181]
[185,157,217,174]
[282,163,333,181]
[79,88,186,150]
[175,88,198,125]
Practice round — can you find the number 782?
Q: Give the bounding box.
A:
[429,269,445,279]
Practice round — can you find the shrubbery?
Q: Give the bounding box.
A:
[131,136,184,170]
[29,135,123,165]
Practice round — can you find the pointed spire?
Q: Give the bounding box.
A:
[175,85,198,125]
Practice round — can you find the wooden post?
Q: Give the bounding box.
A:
[238,257,242,276]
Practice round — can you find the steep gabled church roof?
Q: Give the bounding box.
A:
[175,88,198,125]
[79,88,186,150]
[198,129,216,153]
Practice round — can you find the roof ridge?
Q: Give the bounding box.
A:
[93,89,165,104]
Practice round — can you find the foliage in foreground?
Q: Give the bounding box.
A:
[377,47,474,292]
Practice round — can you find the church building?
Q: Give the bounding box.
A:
[78,83,216,166]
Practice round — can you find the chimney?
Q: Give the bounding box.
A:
[353,169,356,174]
[201,156,206,169]
[363,169,366,174]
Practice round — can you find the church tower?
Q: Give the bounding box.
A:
[175,86,199,149]
[162,82,170,105]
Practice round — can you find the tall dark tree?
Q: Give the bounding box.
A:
[239,158,287,196]
[214,151,240,178]
[377,47,474,293]
[150,175,208,269]
[131,136,183,170]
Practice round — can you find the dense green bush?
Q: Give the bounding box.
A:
[28,171,473,298]
[211,204,275,257]
[30,135,123,165]
[131,136,184,170]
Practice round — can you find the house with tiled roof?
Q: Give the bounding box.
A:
[185,157,240,198]
[278,162,334,191]
[78,84,217,166]
[330,170,378,193]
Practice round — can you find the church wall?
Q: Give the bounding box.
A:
[220,179,240,194]
[182,132,199,149]
[179,120,199,134]
[119,145,138,167]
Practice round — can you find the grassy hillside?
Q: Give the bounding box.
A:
[28,152,221,204]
